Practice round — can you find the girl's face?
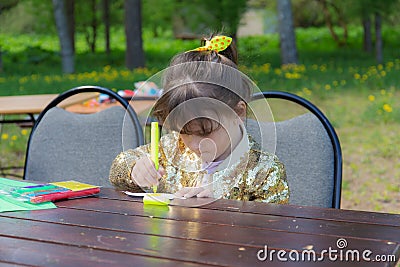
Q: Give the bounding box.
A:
[179,117,240,164]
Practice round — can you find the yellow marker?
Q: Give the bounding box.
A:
[151,122,159,193]
[143,193,170,206]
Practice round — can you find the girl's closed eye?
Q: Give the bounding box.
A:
[182,131,211,137]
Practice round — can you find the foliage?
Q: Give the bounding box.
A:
[291,0,326,27]
[142,0,174,37]
[174,0,247,37]
[1,25,400,89]
[0,0,54,34]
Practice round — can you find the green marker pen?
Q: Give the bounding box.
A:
[150,121,159,193]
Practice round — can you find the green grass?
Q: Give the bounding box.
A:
[1,25,400,94]
[0,26,399,213]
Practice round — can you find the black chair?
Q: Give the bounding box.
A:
[247,91,342,208]
[23,85,144,187]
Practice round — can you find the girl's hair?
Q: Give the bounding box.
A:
[153,33,251,135]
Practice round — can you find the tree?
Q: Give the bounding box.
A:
[52,0,74,73]
[174,0,247,40]
[65,0,75,53]
[124,0,145,69]
[103,0,111,55]
[142,0,174,37]
[75,0,101,53]
[277,0,298,65]
[346,0,399,63]
[362,13,372,53]
[316,0,348,46]
[0,0,20,72]
[372,0,398,64]
[374,12,382,64]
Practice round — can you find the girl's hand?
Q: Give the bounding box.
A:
[175,186,213,198]
[131,156,165,188]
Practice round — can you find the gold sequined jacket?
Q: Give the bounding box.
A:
[109,132,289,204]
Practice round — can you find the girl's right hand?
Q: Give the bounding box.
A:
[131,156,165,188]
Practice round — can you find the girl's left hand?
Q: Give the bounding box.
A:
[175,186,213,198]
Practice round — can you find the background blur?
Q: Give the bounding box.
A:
[0,0,399,213]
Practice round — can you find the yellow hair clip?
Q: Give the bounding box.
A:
[191,35,232,52]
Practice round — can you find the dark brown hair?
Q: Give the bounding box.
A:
[153,34,251,135]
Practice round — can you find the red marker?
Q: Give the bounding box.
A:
[29,188,100,204]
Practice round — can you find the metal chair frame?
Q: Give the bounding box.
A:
[23,85,145,180]
[251,90,342,209]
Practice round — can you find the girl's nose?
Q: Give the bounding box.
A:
[188,135,201,150]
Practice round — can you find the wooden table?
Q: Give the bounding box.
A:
[65,98,156,115]
[0,93,156,125]
[0,93,98,124]
[0,188,399,266]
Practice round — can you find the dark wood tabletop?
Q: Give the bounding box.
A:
[0,188,399,266]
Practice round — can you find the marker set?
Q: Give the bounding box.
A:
[9,181,100,204]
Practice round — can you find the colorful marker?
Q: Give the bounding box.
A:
[29,187,100,204]
[150,121,159,193]
[12,184,61,195]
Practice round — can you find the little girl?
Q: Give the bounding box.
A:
[109,34,289,203]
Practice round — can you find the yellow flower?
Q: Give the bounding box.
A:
[1,133,9,140]
[302,88,312,95]
[383,104,392,113]
[354,73,361,80]
[11,135,17,141]
[261,63,271,73]
[21,129,29,135]
[19,77,29,84]
[285,72,301,79]
[380,89,386,95]
[368,95,375,102]
[324,84,331,90]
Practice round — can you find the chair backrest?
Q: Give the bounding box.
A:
[23,85,144,187]
[247,91,342,208]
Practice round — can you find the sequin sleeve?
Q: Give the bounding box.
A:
[251,154,289,204]
[108,144,150,192]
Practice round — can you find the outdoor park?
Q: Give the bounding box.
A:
[0,0,399,214]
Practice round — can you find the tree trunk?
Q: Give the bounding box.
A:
[362,15,372,53]
[277,0,298,65]
[0,49,2,72]
[52,0,75,73]
[90,0,97,53]
[103,0,111,55]
[125,0,145,69]
[375,12,383,64]
[317,0,347,46]
[65,0,75,53]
